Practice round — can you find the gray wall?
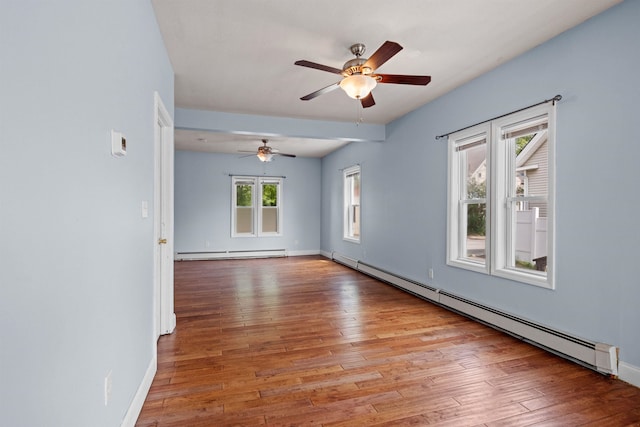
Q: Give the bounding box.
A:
[321,1,640,370]
[175,151,321,255]
[0,1,174,426]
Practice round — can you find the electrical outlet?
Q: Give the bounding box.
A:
[428,268,434,280]
[104,371,112,406]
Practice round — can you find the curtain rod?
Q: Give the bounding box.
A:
[435,94,562,140]
[228,174,286,178]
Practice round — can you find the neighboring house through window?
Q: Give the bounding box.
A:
[232,176,283,237]
[343,165,361,242]
[447,103,555,288]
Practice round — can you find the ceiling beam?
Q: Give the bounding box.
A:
[175,108,386,143]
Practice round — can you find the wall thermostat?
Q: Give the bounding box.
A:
[111,130,127,157]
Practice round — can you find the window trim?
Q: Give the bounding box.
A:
[343,165,361,243]
[258,177,283,237]
[447,103,556,289]
[446,124,491,275]
[491,104,555,288]
[232,176,256,238]
[231,175,283,238]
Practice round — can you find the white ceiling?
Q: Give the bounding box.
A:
[152,0,620,157]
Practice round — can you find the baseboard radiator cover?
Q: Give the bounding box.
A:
[438,292,618,376]
[176,249,287,261]
[331,251,359,269]
[357,261,440,303]
[328,252,618,376]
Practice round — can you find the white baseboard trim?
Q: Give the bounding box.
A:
[121,355,157,427]
[175,249,323,261]
[619,361,640,388]
[287,249,320,257]
[175,249,287,260]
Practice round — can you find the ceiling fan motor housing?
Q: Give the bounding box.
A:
[343,57,371,76]
[344,43,373,75]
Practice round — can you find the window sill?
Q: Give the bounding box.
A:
[447,258,488,275]
[492,267,554,289]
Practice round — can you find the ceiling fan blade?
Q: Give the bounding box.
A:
[294,60,344,75]
[361,92,375,108]
[363,41,402,71]
[376,74,431,85]
[300,82,341,101]
[275,153,296,158]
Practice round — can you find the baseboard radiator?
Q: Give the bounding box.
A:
[330,252,618,376]
[175,249,287,261]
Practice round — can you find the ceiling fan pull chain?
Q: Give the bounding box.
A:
[356,99,364,126]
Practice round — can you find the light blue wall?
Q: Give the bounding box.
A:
[322,1,640,368]
[0,1,174,426]
[175,151,321,254]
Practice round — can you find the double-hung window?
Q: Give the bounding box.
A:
[232,176,283,237]
[447,103,555,288]
[448,125,490,272]
[343,165,361,242]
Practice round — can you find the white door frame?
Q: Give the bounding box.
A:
[153,92,176,337]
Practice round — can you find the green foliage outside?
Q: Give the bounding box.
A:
[516,260,536,270]
[516,134,533,155]
[262,184,278,206]
[466,178,486,236]
[236,185,253,206]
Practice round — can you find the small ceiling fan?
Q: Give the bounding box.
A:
[295,41,431,108]
[240,139,296,162]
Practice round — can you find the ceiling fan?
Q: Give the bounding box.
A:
[295,41,431,108]
[240,139,296,162]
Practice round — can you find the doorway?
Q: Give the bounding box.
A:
[154,92,176,337]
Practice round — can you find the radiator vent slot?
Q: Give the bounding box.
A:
[328,252,618,376]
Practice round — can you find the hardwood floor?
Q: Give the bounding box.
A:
[136,256,640,426]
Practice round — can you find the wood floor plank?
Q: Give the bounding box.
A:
[136,256,640,426]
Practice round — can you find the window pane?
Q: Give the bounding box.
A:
[461,141,486,264]
[344,167,361,241]
[350,173,360,237]
[261,207,278,233]
[234,182,254,235]
[461,141,487,200]
[236,207,253,234]
[352,173,360,204]
[512,131,548,199]
[350,205,360,237]
[464,202,486,260]
[236,184,253,206]
[262,184,278,207]
[508,126,548,275]
[511,202,548,272]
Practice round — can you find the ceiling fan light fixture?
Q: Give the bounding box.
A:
[339,74,377,99]
[257,151,273,162]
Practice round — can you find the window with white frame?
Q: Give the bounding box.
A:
[447,103,555,288]
[343,165,361,242]
[232,176,283,237]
